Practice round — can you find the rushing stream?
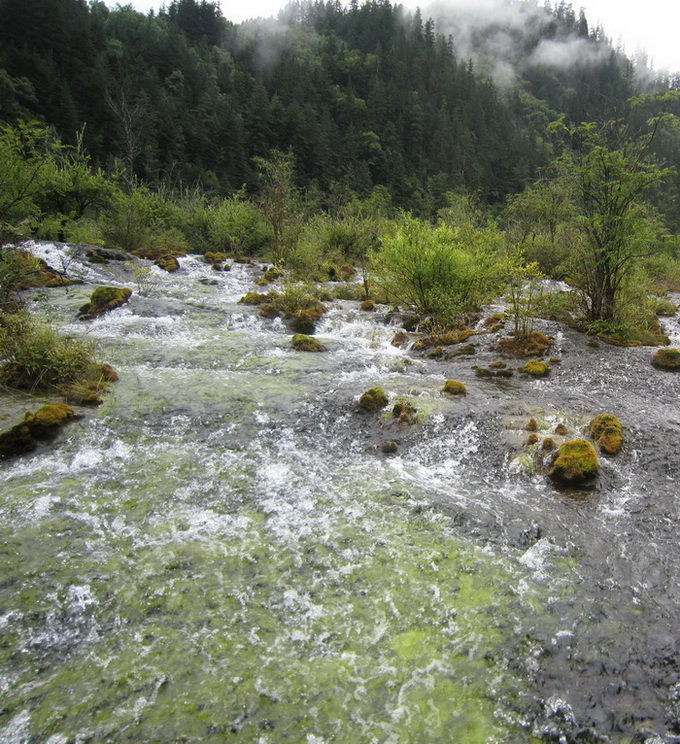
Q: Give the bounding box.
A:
[1,241,680,743]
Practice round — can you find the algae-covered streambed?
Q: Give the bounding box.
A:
[2,242,680,743]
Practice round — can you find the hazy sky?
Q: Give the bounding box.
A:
[105,0,680,73]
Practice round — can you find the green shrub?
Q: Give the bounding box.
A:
[0,311,98,391]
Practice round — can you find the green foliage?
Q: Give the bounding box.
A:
[203,195,271,256]
[0,122,57,243]
[376,214,507,323]
[0,311,97,391]
[0,248,41,310]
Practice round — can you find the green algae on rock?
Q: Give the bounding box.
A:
[652,347,680,370]
[498,331,553,357]
[239,291,269,305]
[78,286,132,319]
[392,400,417,425]
[291,333,324,352]
[359,386,388,411]
[548,438,599,486]
[589,413,623,455]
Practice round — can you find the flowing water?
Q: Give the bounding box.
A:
[1,242,680,743]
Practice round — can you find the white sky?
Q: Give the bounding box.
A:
[105,0,680,73]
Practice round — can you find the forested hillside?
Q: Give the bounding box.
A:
[1,0,677,210]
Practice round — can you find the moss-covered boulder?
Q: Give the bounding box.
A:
[360,300,376,312]
[391,331,409,348]
[291,334,324,352]
[498,331,553,357]
[652,347,680,370]
[442,380,466,396]
[78,286,132,319]
[154,254,180,272]
[548,439,599,486]
[359,386,388,412]
[0,403,80,458]
[589,413,623,455]
[238,292,269,305]
[392,401,417,425]
[521,359,550,377]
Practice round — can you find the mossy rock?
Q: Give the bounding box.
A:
[521,359,549,377]
[382,440,399,454]
[204,251,228,265]
[9,252,71,290]
[291,334,324,352]
[359,386,388,412]
[360,300,376,312]
[589,413,623,456]
[498,331,553,357]
[78,286,132,319]
[99,363,119,382]
[288,309,321,335]
[449,343,476,357]
[0,403,80,457]
[391,331,409,348]
[154,254,180,272]
[442,380,466,396]
[554,423,569,436]
[548,439,599,486]
[652,347,680,370]
[259,304,281,319]
[263,266,283,281]
[392,401,417,425]
[239,292,269,305]
[64,380,105,406]
[527,433,539,445]
[542,437,556,452]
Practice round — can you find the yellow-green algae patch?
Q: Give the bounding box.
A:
[0,483,549,743]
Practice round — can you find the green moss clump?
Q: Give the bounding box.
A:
[0,402,80,457]
[442,380,466,396]
[474,367,493,378]
[589,413,623,456]
[259,304,281,319]
[291,334,324,352]
[526,418,538,432]
[652,347,680,370]
[526,433,539,446]
[359,386,388,411]
[548,439,599,486]
[360,300,376,312]
[521,360,549,377]
[555,423,569,436]
[78,286,132,319]
[154,254,179,272]
[204,251,228,265]
[542,437,556,451]
[498,331,553,357]
[239,292,269,305]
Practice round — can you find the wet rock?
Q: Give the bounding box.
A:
[382,440,399,454]
[555,423,569,436]
[259,304,281,319]
[589,413,623,456]
[291,334,324,352]
[288,310,319,335]
[78,286,132,319]
[548,439,599,486]
[359,386,388,412]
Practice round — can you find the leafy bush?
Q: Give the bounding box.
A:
[0,311,98,391]
[375,214,508,324]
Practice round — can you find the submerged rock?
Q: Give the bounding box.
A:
[359,386,388,412]
[589,413,623,455]
[548,439,599,486]
[78,286,132,319]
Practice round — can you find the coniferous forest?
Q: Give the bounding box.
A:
[1,0,678,207]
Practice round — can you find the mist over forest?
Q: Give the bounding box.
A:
[1,0,679,212]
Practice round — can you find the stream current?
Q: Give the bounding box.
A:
[1,241,680,743]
